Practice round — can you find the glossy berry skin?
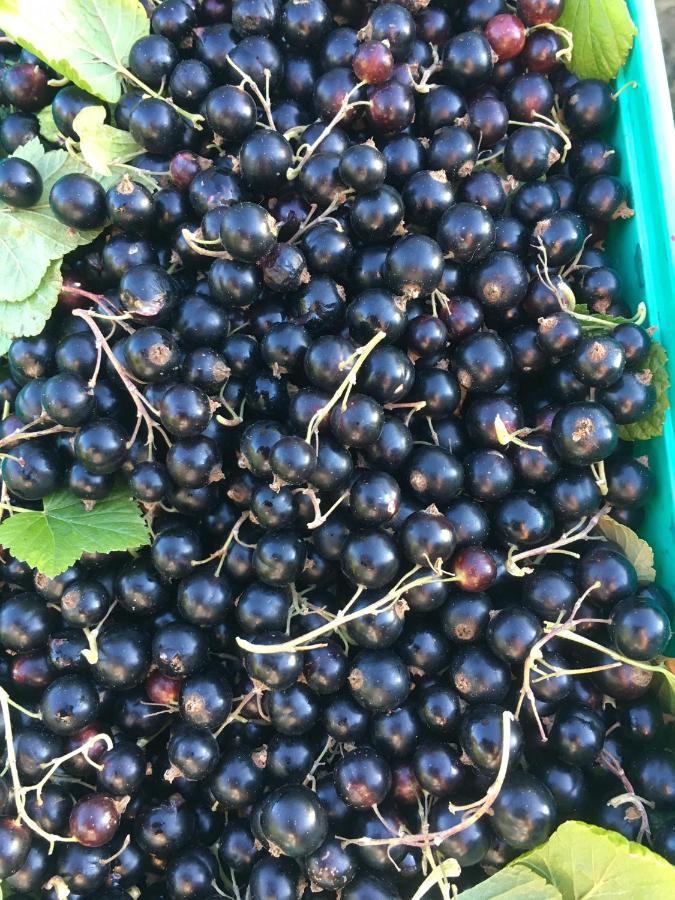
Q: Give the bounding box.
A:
[443,31,493,90]
[253,530,306,586]
[492,772,557,849]
[75,419,127,474]
[353,40,394,85]
[260,784,327,857]
[152,621,208,677]
[120,263,178,319]
[220,201,278,262]
[549,705,605,766]
[49,173,106,228]
[341,530,399,589]
[243,631,302,690]
[400,510,455,567]
[0,818,32,879]
[40,674,99,735]
[129,97,182,154]
[452,546,498,593]
[485,14,526,61]
[487,607,541,664]
[437,202,495,263]
[306,836,357,891]
[412,742,464,798]
[632,750,675,809]
[461,703,524,774]
[42,373,93,426]
[463,449,514,501]
[69,794,120,847]
[168,724,219,781]
[2,441,60,499]
[579,546,638,607]
[505,126,557,181]
[552,402,618,465]
[0,157,42,207]
[495,492,553,547]
[597,371,657,425]
[334,748,391,809]
[517,0,564,26]
[105,177,154,231]
[572,336,625,387]
[384,234,443,297]
[565,79,615,134]
[203,84,256,140]
[451,645,510,704]
[611,597,672,660]
[348,649,410,713]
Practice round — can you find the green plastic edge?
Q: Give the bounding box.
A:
[608,0,675,648]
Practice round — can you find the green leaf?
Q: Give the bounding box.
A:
[37,104,63,144]
[572,302,647,335]
[0,332,11,358]
[0,487,151,578]
[0,139,112,304]
[72,105,141,175]
[0,260,62,340]
[596,515,656,582]
[618,341,670,441]
[557,0,637,82]
[0,0,149,103]
[0,214,50,302]
[515,821,675,899]
[458,865,561,899]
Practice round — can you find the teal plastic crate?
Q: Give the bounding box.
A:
[605,0,675,616]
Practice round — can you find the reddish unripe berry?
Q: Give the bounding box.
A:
[484,14,527,61]
[452,546,498,592]
[516,0,565,26]
[70,793,120,847]
[353,40,395,85]
[145,671,182,705]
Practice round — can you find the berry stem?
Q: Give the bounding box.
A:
[0,684,113,849]
[181,227,232,258]
[236,566,458,654]
[286,81,370,179]
[338,712,514,850]
[225,55,276,130]
[305,330,387,444]
[288,192,352,244]
[191,510,251,577]
[116,64,205,127]
[506,504,612,576]
[527,23,574,64]
[73,307,171,456]
[0,419,76,451]
[509,111,572,161]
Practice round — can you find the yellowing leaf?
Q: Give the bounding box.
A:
[558,0,637,82]
[37,104,63,144]
[596,515,656,582]
[0,487,150,577]
[73,105,142,175]
[0,0,149,103]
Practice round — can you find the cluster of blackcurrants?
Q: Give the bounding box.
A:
[0,0,674,898]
